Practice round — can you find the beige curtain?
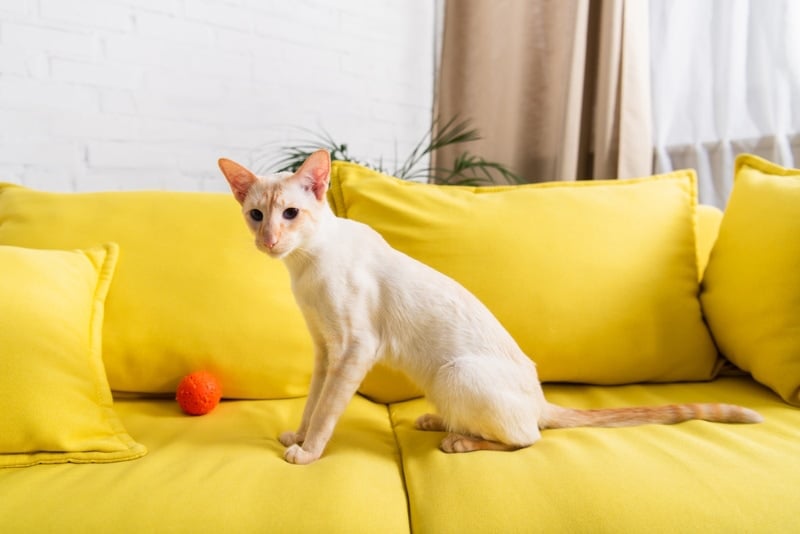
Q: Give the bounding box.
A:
[434,0,652,183]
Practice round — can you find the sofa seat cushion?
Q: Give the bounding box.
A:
[0,395,409,533]
[391,377,800,533]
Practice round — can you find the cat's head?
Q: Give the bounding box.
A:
[218,149,331,259]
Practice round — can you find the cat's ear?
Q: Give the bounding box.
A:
[218,158,257,204]
[294,149,331,202]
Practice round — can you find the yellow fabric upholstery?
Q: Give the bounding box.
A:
[391,377,800,533]
[701,154,800,406]
[695,204,723,279]
[329,162,719,402]
[0,244,145,467]
[0,396,409,532]
[0,184,313,399]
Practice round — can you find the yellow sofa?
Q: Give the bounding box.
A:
[1,155,798,533]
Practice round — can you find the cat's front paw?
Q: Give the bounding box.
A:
[283,444,319,465]
[279,431,303,447]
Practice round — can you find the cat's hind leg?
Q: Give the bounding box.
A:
[415,413,446,431]
[416,414,527,452]
[440,433,522,453]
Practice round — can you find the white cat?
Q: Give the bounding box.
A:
[219,150,761,465]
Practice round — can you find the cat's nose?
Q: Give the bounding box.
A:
[261,229,281,250]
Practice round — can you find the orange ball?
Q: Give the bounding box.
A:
[176,371,222,415]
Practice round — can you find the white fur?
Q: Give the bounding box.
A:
[285,206,547,446]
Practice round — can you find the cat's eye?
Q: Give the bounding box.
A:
[249,209,263,222]
[283,208,299,220]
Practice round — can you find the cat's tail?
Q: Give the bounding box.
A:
[540,402,763,430]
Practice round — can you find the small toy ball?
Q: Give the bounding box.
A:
[176,371,222,415]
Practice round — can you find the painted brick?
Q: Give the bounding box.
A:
[0,78,99,112]
[104,35,195,69]
[1,22,97,58]
[39,0,133,32]
[77,168,169,190]
[175,145,230,174]
[0,0,29,15]
[0,135,79,167]
[99,89,137,114]
[139,117,220,144]
[0,47,28,75]
[0,164,24,186]
[142,69,227,102]
[214,27,263,54]
[87,140,175,169]
[185,0,254,30]
[19,167,78,192]
[0,109,52,136]
[134,11,215,45]
[49,111,142,141]
[51,58,142,89]
[25,51,50,79]
[187,48,252,81]
[125,0,181,16]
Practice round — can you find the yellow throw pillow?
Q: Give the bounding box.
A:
[0,185,313,399]
[329,162,720,402]
[0,244,146,467]
[701,154,800,406]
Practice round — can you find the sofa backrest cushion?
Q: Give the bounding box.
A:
[329,162,721,403]
[701,154,800,406]
[0,185,313,399]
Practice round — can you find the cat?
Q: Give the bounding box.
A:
[218,150,762,465]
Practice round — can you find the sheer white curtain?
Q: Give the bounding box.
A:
[649,0,800,207]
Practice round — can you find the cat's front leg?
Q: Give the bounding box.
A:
[280,340,328,447]
[283,342,375,465]
[278,431,302,447]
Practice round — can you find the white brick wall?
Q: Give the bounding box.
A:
[0,0,436,191]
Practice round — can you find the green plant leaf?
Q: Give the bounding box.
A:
[265,116,523,186]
